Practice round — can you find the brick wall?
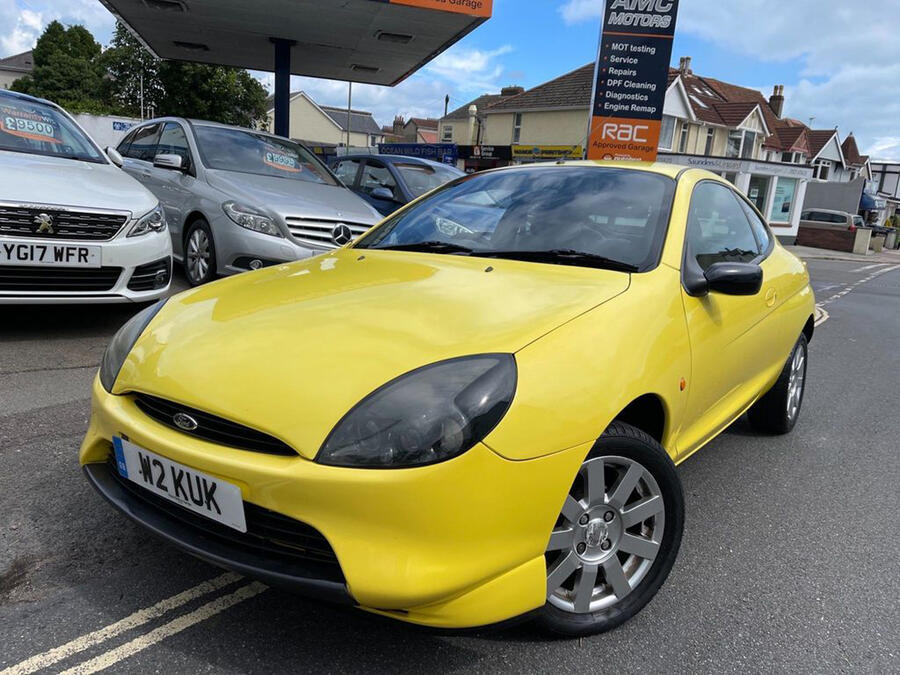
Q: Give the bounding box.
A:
[796,226,855,252]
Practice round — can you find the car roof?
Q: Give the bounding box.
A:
[0,89,57,108]
[481,160,697,181]
[802,208,848,215]
[135,116,291,143]
[337,154,458,169]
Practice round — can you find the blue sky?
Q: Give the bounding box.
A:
[2,0,898,158]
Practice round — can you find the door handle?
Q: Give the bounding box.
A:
[765,288,777,307]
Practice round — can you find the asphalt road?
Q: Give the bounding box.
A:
[1,260,898,674]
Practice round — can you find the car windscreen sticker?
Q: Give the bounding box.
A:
[263,144,301,173]
[1,104,61,144]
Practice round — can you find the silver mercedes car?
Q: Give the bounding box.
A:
[115,118,382,285]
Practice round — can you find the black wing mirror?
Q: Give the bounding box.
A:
[704,262,763,296]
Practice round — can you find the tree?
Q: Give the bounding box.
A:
[100,23,164,117]
[11,21,107,112]
[157,62,268,128]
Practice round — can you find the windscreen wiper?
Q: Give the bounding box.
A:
[374,241,474,255]
[475,249,640,272]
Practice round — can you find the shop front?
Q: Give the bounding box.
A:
[511,145,583,163]
[457,145,513,172]
[656,154,813,242]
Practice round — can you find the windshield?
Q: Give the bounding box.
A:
[396,162,464,198]
[193,125,337,185]
[0,94,104,163]
[356,166,676,271]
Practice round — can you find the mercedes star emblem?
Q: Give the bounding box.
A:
[331,223,353,246]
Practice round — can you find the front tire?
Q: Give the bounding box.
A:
[184,219,217,286]
[747,334,808,435]
[537,422,684,637]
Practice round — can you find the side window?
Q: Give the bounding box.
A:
[157,122,191,169]
[361,161,398,198]
[738,198,771,253]
[831,213,847,224]
[117,129,137,156]
[334,159,361,186]
[127,123,162,161]
[686,182,760,271]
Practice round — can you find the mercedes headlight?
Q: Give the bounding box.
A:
[128,205,166,237]
[99,300,166,392]
[317,355,517,468]
[222,201,282,237]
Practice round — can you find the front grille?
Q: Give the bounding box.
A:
[128,258,171,291]
[0,204,128,241]
[285,217,370,249]
[134,393,298,457]
[106,455,343,576]
[0,265,122,291]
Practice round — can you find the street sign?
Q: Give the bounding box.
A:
[586,0,680,161]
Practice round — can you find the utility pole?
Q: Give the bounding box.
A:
[346,82,353,150]
[139,72,144,121]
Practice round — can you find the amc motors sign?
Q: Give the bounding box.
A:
[587,0,680,161]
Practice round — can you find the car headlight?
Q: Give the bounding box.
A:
[127,205,166,237]
[99,300,167,392]
[317,354,517,468]
[222,201,283,237]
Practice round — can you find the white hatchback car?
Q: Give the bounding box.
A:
[0,90,172,304]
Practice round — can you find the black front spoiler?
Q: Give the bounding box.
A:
[83,462,353,605]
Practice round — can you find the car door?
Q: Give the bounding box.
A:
[150,122,198,250]
[359,159,401,216]
[677,180,775,456]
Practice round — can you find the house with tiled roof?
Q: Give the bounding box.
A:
[264,91,384,147]
[438,86,524,146]
[840,134,872,181]
[0,50,33,89]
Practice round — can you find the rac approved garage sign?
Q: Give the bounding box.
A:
[587,0,680,161]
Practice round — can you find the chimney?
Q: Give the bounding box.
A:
[392,115,405,135]
[769,85,785,118]
[467,104,478,144]
[500,86,524,97]
[678,56,692,74]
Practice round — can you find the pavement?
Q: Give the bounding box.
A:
[1,261,899,674]
[786,243,900,264]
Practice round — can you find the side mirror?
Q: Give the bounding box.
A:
[106,146,124,167]
[153,153,184,171]
[704,262,763,296]
[370,186,395,201]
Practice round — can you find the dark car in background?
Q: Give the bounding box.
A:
[331,154,464,216]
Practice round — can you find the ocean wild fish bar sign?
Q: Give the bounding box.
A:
[587,0,680,161]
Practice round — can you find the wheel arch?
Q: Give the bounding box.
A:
[611,394,667,446]
[802,314,814,344]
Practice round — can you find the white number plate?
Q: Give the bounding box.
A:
[0,240,101,268]
[113,437,247,533]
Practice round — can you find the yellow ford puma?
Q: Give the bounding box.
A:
[81,161,814,636]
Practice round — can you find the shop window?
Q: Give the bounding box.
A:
[658,115,675,150]
[512,113,522,144]
[768,177,796,223]
[747,174,770,213]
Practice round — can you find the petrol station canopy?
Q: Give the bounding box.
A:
[97,0,493,86]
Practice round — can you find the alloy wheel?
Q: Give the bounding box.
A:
[786,342,806,421]
[186,228,210,283]
[546,455,665,614]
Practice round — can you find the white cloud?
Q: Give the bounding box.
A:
[255,44,514,127]
[0,2,43,55]
[558,0,900,158]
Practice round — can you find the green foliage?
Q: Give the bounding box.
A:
[157,62,268,127]
[100,23,164,117]
[11,20,268,126]
[12,21,106,113]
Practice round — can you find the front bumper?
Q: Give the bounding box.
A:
[207,214,329,277]
[80,376,588,628]
[0,230,172,304]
